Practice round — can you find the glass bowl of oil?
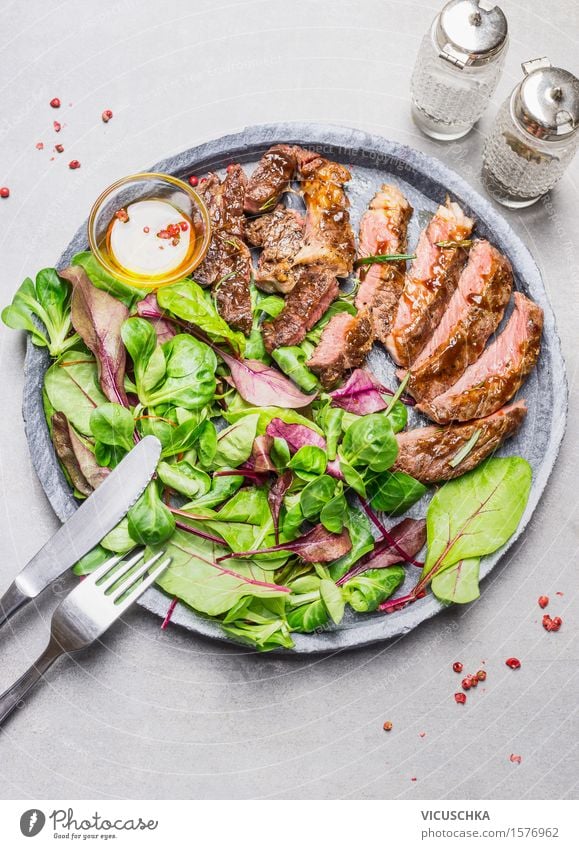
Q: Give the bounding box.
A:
[88,172,212,289]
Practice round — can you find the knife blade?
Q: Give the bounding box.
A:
[0,435,161,628]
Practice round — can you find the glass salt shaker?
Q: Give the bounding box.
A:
[410,0,508,140]
[482,58,579,207]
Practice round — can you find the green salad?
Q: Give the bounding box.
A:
[2,254,533,651]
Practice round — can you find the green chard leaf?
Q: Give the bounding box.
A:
[212,414,260,468]
[299,475,337,521]
[71,251,144,308]
[343,565,405,613]
[151,529,290,617]
[122,318,217,410]
[101,517,136,554]
[127,482,175,546]
[44,352,109,436]
[421,457,532,602]
[184,473,243,509]
[271,346,319,393]
[319,579,345,624]
[329,507,375,582]
[387,401,408,434]
[222,394,323,436]
[73,545,111,576]
[341,413,398,472]
[90,403,135,452]
[287,596,329,633]
[367,471,427,515]
[431,558,481,605]
[338,458,367,498]
[287,445,327,481]
[215,486,271,525]
[157,278,246,355]
[320,406,344,461]
[320,492,348,533]
[157,461,211,500]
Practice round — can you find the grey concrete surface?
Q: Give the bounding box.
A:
[0,0,577,801]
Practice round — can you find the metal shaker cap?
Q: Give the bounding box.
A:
[436,0,508,68]
[513,58,579,140]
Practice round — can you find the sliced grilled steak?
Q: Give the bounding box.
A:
[244,144,297,215]
[212,237,254,335]
[261,149,355,352]
[292,147,356,276]
[356,184,413,344]
[195,167,252,334]
[418,293,543,424]
[393,401,527,483]
[245,205,305,292]
[307,309,373,388]
[386,198,474,366]
[198,166,246,238]
[262,264,339,352]
[402,240,513,401]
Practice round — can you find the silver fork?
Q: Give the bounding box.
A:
[0,549,170,725]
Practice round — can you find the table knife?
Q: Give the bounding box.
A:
[0,435,161,629]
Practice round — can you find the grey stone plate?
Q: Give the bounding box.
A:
[23,122,567,653]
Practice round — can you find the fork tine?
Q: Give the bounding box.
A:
[110,551,165,603]
[99,549,144,593]
[115,557,172,611]
[81,551,126,587]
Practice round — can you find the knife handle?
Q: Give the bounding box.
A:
[0,582,31,629]
[0,637,63,725]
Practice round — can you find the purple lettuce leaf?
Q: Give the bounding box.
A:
[329,368,414,414]
[60,266,129,407]
[216,523,352,564]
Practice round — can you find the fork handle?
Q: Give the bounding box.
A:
[0,638,63,725]
[0,581,31,629]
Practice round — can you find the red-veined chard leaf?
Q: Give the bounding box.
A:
[60,266,129,407]
[136,293,177,344]
[380,457,532,611]
[268,470,293,544]
[431,557,481,604]
[265,418,326,452]
[222,353,317,409]
[336,518,426,585]
[51,411,110,496]
[216,523,352,565]
[328,368,414,414]
[150,529,290,617]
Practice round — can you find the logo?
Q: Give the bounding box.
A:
[19,809,46,837]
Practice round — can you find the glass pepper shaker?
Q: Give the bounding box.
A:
[482,58,579,207]
[410,0,508,140]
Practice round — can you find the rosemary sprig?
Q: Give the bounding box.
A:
[384,372,411,416]
[354,252,416,267]
[258,196,278,212]
[435,239,473,249]
[448,428,482,469]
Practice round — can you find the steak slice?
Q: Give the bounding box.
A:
[198,165,247,238]
[260,148,355,352]
[244,144,297,215]
[195,167,252,334]
[262,264,339,352]
[212,236,254,335]
[307,309,374,388]
[245,205,305,293]
[356,184,413,344]
[393,401,527,483]
[291,147,356,276]
[418,293,543,424]
[386,198,474,366]
[402,240,513,402]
